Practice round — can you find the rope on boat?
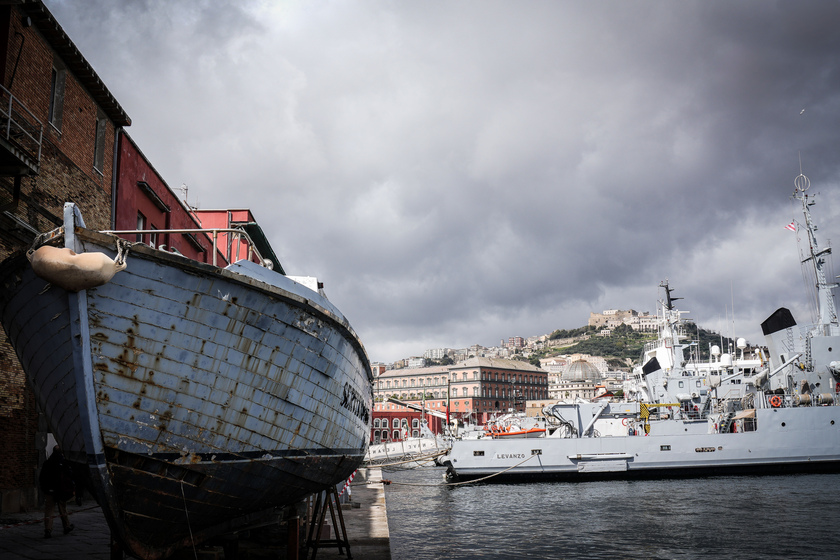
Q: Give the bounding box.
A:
[25,225,64,259]
[180,480,198,560]
[114,237,132,267]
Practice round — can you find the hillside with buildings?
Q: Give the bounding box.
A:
[376,307,745,381]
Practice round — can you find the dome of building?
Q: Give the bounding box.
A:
[562,360,600,382]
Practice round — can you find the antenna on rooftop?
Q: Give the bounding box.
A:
[180,183,200,212]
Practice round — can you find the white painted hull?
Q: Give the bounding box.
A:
[445,405,840,481]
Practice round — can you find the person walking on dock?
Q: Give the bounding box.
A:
[39,445,75,538]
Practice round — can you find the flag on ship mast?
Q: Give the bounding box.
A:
[785,221,796,232]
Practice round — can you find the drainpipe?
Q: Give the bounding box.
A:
[110,127,122,229]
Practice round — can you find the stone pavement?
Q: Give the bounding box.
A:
[0,467,390,560]
[326,467,391,559]
[0,501,114,560]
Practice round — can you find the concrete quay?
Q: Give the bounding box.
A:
[0,467,390,560]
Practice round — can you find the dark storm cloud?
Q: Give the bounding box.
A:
[45,0,840,361]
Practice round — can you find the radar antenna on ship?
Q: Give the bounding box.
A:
[659,280,682,311]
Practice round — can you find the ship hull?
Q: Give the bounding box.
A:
[0,216,371,559]
[445,405,840,483]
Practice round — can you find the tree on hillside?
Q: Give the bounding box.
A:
[549,326,593,340]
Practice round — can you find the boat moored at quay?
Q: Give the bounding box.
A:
[444,172,840,483]
[0,204,372,559]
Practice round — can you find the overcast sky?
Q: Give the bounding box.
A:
[46,0,840,363]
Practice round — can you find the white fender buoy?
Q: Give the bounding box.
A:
[29,246,127,292]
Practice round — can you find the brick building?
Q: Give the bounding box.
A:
[0,1,130,513]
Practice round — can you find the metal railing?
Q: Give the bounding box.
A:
[0,83,43,170]
[103,227,272,269]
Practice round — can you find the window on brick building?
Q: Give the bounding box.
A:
[48,63,67,129]
[93,111,107,172]
[136,212,147,243]
[149,225,159,249]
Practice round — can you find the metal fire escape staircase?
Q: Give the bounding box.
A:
[0,83,43,212]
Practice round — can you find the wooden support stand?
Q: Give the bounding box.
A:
[305,486,351,559]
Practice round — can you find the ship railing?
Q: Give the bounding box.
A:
[756,390,839,410]
[642,339,665,353]
[103,227,272,269]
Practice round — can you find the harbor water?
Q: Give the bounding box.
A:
[383,466,840,559]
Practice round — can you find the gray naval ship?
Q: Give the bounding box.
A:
[445,172,840,482]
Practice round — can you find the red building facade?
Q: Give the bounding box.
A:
[112,132,280,271]
[371,411,444,443]
[113,132,216,261]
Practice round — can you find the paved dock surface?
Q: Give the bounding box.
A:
[0,467,390,560]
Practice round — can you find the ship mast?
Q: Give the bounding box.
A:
[656,280,687,368]
[793,172,839,331]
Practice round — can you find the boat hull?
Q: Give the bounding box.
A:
[0,223,372,559]
[445,406,840,483]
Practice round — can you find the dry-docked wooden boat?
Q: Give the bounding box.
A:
[0,203,372,559]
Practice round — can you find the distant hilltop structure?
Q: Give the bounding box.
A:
[588,309,658,333]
